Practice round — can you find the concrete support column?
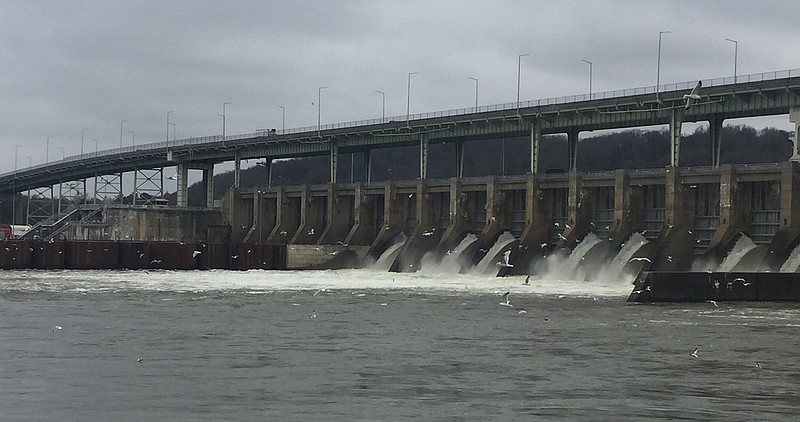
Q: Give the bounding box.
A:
[479,176,507,242]
[455,141,465,178]
[234,151,241,189]
[519,173,549,248]
[265,158,273,187]
[560,170,590,245]
[345,183,377,246]
[398,179,440,271]
[610,169,640,242]
[267,188,301,244]
[222,186,249,243]
[242,190,262,243]
[330,141,339,183]
[567,128,579,171]
[370,181,404,252]
[764,161,800,269]
[669,109,683,167]
[291,185,325,244]
[363,150,372,183]
[319,183,352,245]
[175,163,189,207]
[530,122,541,175]
[438,177,468,251]
[790,107,800,160]
[707,164,748,257]
[419,135,429,179]
[653,167,694,270]
[709,114,724,168]
[201,163,215,208]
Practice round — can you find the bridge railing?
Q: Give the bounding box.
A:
[3,68,798,180]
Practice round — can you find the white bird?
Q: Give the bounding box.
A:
[149,259,161,265]
[499,292,513,307]
[540,242,549,248]
[629,257,652,263]
[517,309,527,314]
[310,310,317,319]
[496,250,514,268]
[553,222,560,227]
[422,230,434,236]
[231,255,239,259]
[690,348,699,358]
[52,325,63,333]
[166,174,178,180]
[706,300,718,308]
[279,230,288,236]
[683,80,702,110]
[308,228,315,235]
[755,362,762,369]
[523,275,530,285]
[192,250,202,258]
[557,233,568,242]
[336,240,349,246]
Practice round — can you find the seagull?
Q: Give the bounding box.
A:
[706,300,718,308]
[279,230,288,236]
[523,275,530,285]
[755,362,762,369]
[496,250,513,267]
[247,249,252,254]
[231,255,239,259]
[683,80,702,110]
[733,277,747,284]
[629,257,652,263]
[499,292,513,307]
[310,310,317,319]
[139,253,145,259]
[517,309,527,314]
[557,233,568,242]
[166,174,178,180]
[336,240,349,246]
[308,228,315,236]
[52,325,63,333]
[667,255,673,262]
[540,242,549,248]
[553,222,560,227]
[137,358,144,363]
[149,259,161,265]
[422,229,435,236]
[192,250,202,258]
[690,348,699,358]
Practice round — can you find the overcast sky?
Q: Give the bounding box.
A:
[2,0,799,173]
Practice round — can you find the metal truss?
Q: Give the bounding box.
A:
[133,168,164,205]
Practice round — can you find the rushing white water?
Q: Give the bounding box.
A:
[470,231,518,276]
[780,243,800,272]
[717,235,756,272]
[421,233,479,274]
[370,233,408,271]
[539,233,603,280]
[593,233,649,284]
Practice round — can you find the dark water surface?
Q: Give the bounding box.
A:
[1,270,799,421]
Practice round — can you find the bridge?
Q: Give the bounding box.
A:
[2,69,800,227]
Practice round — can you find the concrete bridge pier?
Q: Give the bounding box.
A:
[397,179,443,271]
[652,167,695,270]
[234,151,241,188]
[345,183,378,246]
[244,190,277,244]
[318,184,353,245]
[197,163,215,209]
[511,174,551,274]
[455,141,465,177]
[709,114,724,167]
[267,188,300,244]
[609,169,642,245]
[436,178,469,255]
[223,186,251,242]
[670,110,683,167]
[530,123,541,174]
[558,171,591,248]
[704,164,750,264]
[764,161,800,269]
[567,128,579,171]
[791,107,800,160]
[175,163,189,207]
[476,176,511,252]
[363,150,372,182]
[368,181,406,260]
[330,141,339,183]
[291,185,326,244]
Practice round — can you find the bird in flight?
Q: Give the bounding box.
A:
[690,348,699,358]
[684,81,702,110]
[496,250,514,268]
[499,292,513,307]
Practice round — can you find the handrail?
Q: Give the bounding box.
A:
[2,68,798,179]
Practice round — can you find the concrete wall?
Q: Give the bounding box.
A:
[68,205,223,242]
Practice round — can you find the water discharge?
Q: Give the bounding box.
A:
[469,231,518,276]
[539,233,603,280]
[370,233,407,271]
[780,242,800,272]
[717,235,757,272]
[421,233,478,274]
[593,232,649,284]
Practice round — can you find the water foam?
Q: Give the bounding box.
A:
[421,233,478,274]
[469,231,518,276]
[593,232,649,284]
[717,235,756,272]
[370,233,408,271]
[539,233,602,280]
[780,243,800,272]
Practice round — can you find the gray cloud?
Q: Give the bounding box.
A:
[1,0,798,170]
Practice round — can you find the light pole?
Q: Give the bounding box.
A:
[656,30,671,104]
[581,59,593,97]
[277,105,285,134]
[406,72,417,125]
[119,119,127,150]
[725,38,738,83]
[46,136,53,163]
[81,127,88,156]
[374,90,385,122]
[517,53,529,117]
[166,111,174,144]
[169,122,176,142]
[222,101,231,146]
[92,139,98,156]
[57,147,65,160]
[468,77,478,110]
[129,129,135,147]
[14,145,21,175]
[317,87,327,136]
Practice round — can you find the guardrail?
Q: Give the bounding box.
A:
[2,68,798,180]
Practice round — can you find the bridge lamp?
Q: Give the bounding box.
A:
[166,111,174,144]
[57,147,65,160]
[119,119,127,150]
[317,87,327,136]
[517,53,529,117]
[725,38,738,83]
[129,129,135,147]
[222,101,231,146]
[406,72,417,125]
[277,105,286,134]
[81,127,88,156]
[46,136,53,163]
[467,77,478,110]
[656,30,671,104]
[374,90,385,123]
[581,60,593,97]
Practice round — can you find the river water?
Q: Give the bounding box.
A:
[1,269,799,421]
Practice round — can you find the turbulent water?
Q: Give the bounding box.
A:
[2,269,800,421]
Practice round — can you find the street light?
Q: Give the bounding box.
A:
[317,87,327,136]
[517,53,529,117]
[46,136,53,163]
[277,105,285,134]
[119,119,127,150]
[222,101,231,146]
[656,30,671,104]
[406,72,417,125]
[166,111,174,144]
[91,139,98,156]
[57,147,65,160]
[725,38,738,83]
[374,90,385,122]
[14,145,21,175]
[581,59,593,96]
[169,122,176,141]
[467,77,478,110]
[81,127,88,156]
[129,129,135,147]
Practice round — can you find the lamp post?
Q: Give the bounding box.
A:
[222,101,231,146]
[317,87,327,136]
[406,72,417,125]
[14,145,21,175]
[581,59,593,97]
[46,136,53,163]
[656,30,671,104]
[119,119,127,150]
[25,156,31,167]
[467,77,478,110]
[57,147,65,160]
[725,38,738,83]
[91,139,98,156]
[166,111,174,144]
[277,105,285,134]
[374,90,385,123]
[129,129,135,147]
[169,122,176,142]
[517,53,529,117]
[81,127,88,156]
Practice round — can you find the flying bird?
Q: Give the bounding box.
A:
[683,80,702,110]
[629,257,652,263]
[192,250,202,258]
[690,348,699,358]
[499,292,513,307]
[523,275,530,285]
[496,250,513,268]
[706,300,718,308]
